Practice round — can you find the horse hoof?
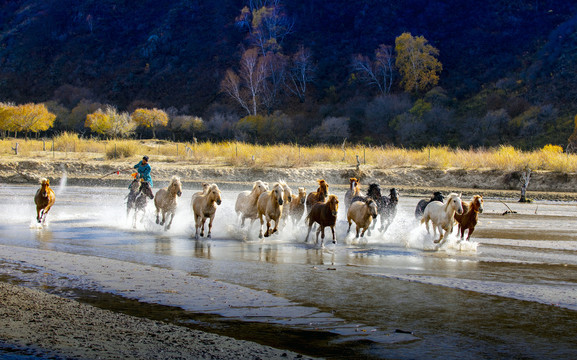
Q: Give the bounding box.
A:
[259,234,263,239]
[207,234,211,239]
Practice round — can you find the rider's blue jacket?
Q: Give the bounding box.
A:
[134,161,153,187]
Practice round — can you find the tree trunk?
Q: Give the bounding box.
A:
[519,167,532,203]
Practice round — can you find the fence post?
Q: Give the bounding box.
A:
[52,138,55,159]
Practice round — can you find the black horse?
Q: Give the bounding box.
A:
[351,184,398,233]
[414,191,444,219]
[127,180,154,228]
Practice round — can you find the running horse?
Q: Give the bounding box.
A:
[191,183,222,240]
[306,179,329,211]
[421,193,463,243]
[454,195,484,240]
[305,194,339,247]
[154,176,183,230]
[34,178,56,224]
[256,183,285,238]
[344,177,363,214]
[127,178,154,228]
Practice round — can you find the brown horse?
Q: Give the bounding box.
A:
[191,183,222,240]
[454,195,484,240]
[305,179,329,211]
[305,195,339,247]
[344,177,362,214]
[34,178,56,224]
[154,176,183,230]
[257,183,285,238]
[235,180,269,227]
[289,187,307,224]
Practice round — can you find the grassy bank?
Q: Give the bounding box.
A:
[1,134,575,172]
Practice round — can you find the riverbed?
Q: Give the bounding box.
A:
[1,183,577,359]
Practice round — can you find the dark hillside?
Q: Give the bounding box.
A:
[1,0,577,147]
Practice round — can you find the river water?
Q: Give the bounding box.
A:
[1,183,577,359]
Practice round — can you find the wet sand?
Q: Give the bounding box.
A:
[0,281,314,360]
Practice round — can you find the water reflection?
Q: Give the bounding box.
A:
[35,228,54,249]
[194,239,212,259]
[154,235,172,255]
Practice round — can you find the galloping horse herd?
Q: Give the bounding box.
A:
[33,175,484,247]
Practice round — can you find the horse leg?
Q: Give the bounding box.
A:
[207,215,215,238]
[41,206,51,225]
[315,226,322,246]
[466,227,474,241]
[36,207,42,223]
[331,226,336,244]
[155,208,160,224]
[305,222,313,243]
[264,218,272,237]
[258,215,265,239]
[200,217,207,237]
[166,212,175,230]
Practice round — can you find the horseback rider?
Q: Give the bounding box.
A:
[133,155,153,187]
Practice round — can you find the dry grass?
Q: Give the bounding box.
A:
[1,137,576,172]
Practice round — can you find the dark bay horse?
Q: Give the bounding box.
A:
[306,179,329,212]
[375,188,399,233]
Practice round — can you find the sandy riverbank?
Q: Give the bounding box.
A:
[0,281,316,360]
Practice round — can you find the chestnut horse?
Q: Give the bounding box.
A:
[191,183,222,240]
[421,193,463,243]
[257,183,285,238]
[305,195,339,247]
[306,179,329,211]
[344,177,363,214]
[235,180,269,227]
[454,195,484,240]
[34,178,56,224]
[154,176,183,230]
[347,198,378,239]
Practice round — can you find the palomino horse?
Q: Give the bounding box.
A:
[127,180,154,228]
[347,198,378,239]
[305,194,339,247]
[344,177,363,213]
[256,183,284,238]
[454,195,484,240]
[34,178,56,224]
[421,193,463,243]
[415,191,444,219]
[306,179,329,211]
[289,187,307,224]
[154,176,183,230]
[191,183,222,240]
[235,180,269,227]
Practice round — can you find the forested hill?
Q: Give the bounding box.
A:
[1,0,577,148]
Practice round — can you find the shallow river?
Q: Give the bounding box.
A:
[1,183,577,359]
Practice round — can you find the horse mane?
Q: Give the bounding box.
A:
[39,178,50,186]
[443,193,460,211]
[170,176,181,185]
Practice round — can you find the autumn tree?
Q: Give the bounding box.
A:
[352,44,394,95]
[395,32,442,93]
[86,106,135,139]
[11,103,56,139]
[0,102,16,138]
[131,108,169,138]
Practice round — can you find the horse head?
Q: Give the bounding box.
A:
[170,176,182,197]
[129,179,140,193]
[349,177,359,190]
[253,180,269,195]
[40,178,50,197]
[139,181,154,199]
[365,198,378,218]
[279,180,293,203]
[389,188,399,202]
[432,191,444,203]
[298,187,306,204]
[446,193,463,215]
[201,182,210,195]
[272,183,284,206]
[472,195,484,213]
[367,183,382,200]
[327,195,339,217]
[209,184,222,205]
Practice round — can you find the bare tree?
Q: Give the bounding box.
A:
[352,44,394,95]
[286,45,315,102]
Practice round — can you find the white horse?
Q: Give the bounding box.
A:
[421,192,463,243]
[191,183,222,240]
[235,180,269,227]
[278,180,293,226]
[154,176,183,230]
